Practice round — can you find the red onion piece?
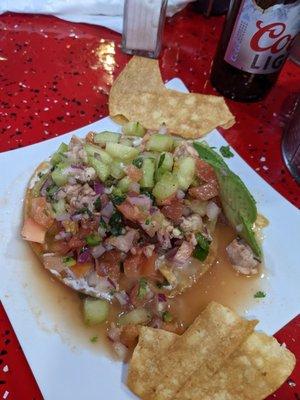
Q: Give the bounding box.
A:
[101,201,114,218]
[129,182,140,193]
[55,213,71,221]
[206,201,220,221]
[128,195,152,209]
[94,181,105,195]
[40,177,53,197]
[91,244,106,259]
[77,248,92,264]
[176,189,185,200]
[107,277,116,289]
[71,213,84,221]
[114,291,130,306]
[158,293,167,302]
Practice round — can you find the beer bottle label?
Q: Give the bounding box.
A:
[224,0,300,74]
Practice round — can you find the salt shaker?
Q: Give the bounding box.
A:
[122,0,168,58]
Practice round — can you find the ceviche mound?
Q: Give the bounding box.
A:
[22,122,263,358]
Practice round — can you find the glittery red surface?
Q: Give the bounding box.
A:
[0,6,299,399]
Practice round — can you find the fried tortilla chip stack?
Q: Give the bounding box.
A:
[127,302,295,400]
[109,57,235,138]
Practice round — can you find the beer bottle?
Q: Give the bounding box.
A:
[210,0,300,102]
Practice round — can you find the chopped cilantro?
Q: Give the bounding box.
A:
[254,291,266,299]
[111,194,126,205]
[90,336,98,343]
[45,184,59,201]
[132,157,143,169]
[145,218,151,225]
[94,197,101,212]
[162,311,173,323]
[99,217,107,229]
[158,153,166,169]
[156,279,169,289]
[86,233,101,247]
[140,187,155,202]
[74,207,92,217]
[62,256,76,267]
[38,172,44,179]
[138,278,148,299]
[109,211,123,236]
[193,233,211,262]
[220,145,234,158]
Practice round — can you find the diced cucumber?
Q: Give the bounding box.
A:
[52,198,66,216]
[123,121,146,137]
[146,134,174,152]
[119,137,134,147]
[51,162,70,187]
[173,137,184,148]
[88,157,110,182]
[117,308,151,326]
[140,158,155,188]
[152,172,178,201]
[83,298,109,326]
[93,131,119,145]
[117,176,132,192]
[155,152,174,181]
[105,142,139,161]
[110,160,126,180]
[185,199,208,217]
[157,152,173,171]
[50,143,68,166]
[173,156,196,191]
[84,144,113,165]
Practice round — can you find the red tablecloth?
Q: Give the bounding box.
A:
[0,5,299,399]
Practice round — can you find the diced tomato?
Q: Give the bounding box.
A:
[21,217,46,244]
[71,262,93,278]
[195,158,217,183]
[188,181,219,201]
[96,250,122,282]
[125,165,143,182]
[67,236,85,250]
[162,322,185,335]
[119,325,140,349]
[30,197,54,229]
[117,202,146,223]
[78,218,100,238]
[142,253,158,279]
[161,198,184,223]
[124,253,143,279]
[50,240,70,255]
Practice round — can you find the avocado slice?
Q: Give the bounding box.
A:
[193,142,261,259]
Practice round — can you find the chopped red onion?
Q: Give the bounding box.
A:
[40,177,53,197]
[71,213,84,221]
[158,293,167,302]
[107,324,121,342]
[129,182,140,193]
[55,213,71,221]
[128,195,152,209]
[115,291,129,306]
[206,201,220,221]
[176,189,185,200]
[71,164,84,170]
[91,244,106,259]
[54,231,72,240]
[77,248,92,264]
[113,342,128,360]
[158,123,167,135]
[94,181,105,195]
[101,201,114,218]
[107,277,116,289]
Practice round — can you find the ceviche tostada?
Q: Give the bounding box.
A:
[22,122,263,357]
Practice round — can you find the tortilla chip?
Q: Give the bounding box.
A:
[109,56,164,119]
[128,327,295,400]
[109,56,235,138]
[176,331,296,400]
[127,327,177,398]
[110,89,235,138]
[128,302,256,400]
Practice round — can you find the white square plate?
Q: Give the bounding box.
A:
[0,79,299,400]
